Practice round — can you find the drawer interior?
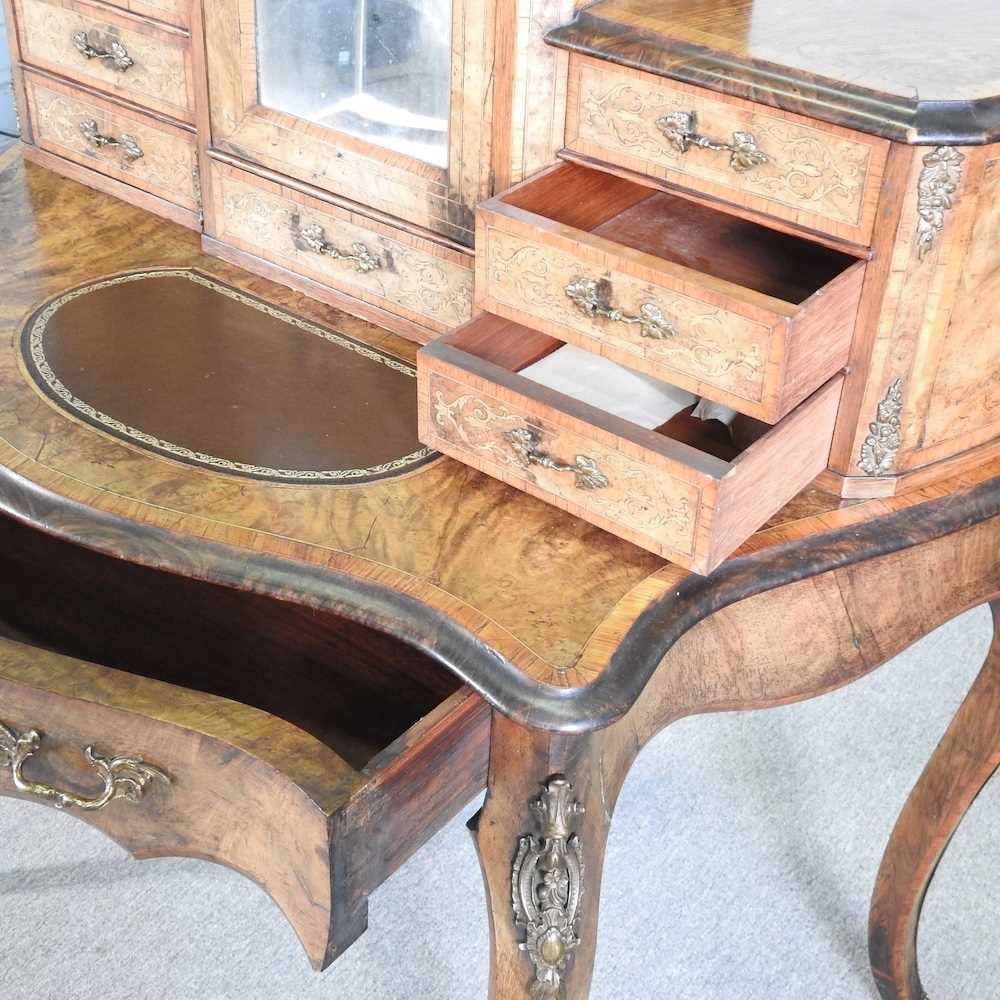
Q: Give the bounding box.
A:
[500,161,858,304]
[0,514,461,770]
[449,313,773,469]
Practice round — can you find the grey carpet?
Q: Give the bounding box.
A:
[1,606,997,999]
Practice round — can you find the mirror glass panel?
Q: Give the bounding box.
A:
[256,0,451,167]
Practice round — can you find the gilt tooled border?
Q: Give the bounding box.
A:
[19,269,437,485]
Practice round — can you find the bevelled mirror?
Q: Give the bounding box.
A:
[255,0,452,167]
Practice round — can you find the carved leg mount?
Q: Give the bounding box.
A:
[470,714,628,1000]
[512,776,586,999]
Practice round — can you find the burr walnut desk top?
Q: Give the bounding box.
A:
[1,144,998,731]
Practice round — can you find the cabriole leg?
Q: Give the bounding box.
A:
[469,712,628,1000]
[869,600,1000,1000]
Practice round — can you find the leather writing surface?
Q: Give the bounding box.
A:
[20,270,437,483]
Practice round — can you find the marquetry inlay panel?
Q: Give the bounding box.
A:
[25,73,198,209]
[565,56,888,243]
[214,169,474,335]
[15,0,194,122]
[426,371,701,556]
[482,227,771,406]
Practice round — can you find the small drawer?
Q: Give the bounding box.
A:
[418,314,843,574]
[564,53,890,246]
[0,517,490,970]
[24,70,199,211]
[13,0,194,123]
[208,160,475,338]
[477,160,865,423]
[102,0,189,29]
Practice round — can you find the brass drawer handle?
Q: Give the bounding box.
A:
[565,276,676,340]
[655,110,768,173]
[291,216,383,273]
[504,427,609,491]
[72,30,134,72]
[0,719,169,812]
[80,119,144,161]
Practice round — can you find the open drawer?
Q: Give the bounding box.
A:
[476,161,865,423]
[418,314,843,574]
[0,516,489,970]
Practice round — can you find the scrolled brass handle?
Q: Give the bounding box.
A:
[504,427,609,491]
[0,719,169,812]
[565,276,676,340]
[80,119,143,161]
[72,30,134,72]
[655,110,768,173]
[290,215,383,273]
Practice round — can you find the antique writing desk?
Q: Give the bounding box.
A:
[2,0,1000,997]
[1,144,999,1000]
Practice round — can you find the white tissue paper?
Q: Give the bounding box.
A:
[519,344,698,430]
[691,397,739,427]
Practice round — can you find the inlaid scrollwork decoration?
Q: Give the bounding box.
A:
[512,776,586,999]
[0,719,169,812]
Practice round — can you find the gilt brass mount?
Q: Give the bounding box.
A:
[512,776,586,1000]
[655,110,768,172]
[858,379,904,477]
[505,427,609,491]
[291,215,384,273]
[915,147,965,260]
[0,719,169,812]
[565,276,676,340]
[72,30,134,72]
[80,119,144,161]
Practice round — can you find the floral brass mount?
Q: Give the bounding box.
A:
[79,119,144,162]
[565,276,676,340]
[655,110,769,173]
[858,378,904,476]
[504,427,610,491]
[290,214,384,273]
[512,776,586,1000]
[0,719,169,812]
[915,147,965,260]
[72,30,134,72]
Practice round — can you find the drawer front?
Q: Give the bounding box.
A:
[14,0,194,122]
[25,71,199,210]
[421,368,703,559]
[479,220,780,415]
[420,319,844,572]
[210,162,475,337]
[565,54,889,245]
[0,635,352,968]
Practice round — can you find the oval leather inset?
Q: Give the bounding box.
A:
[20,270,437,484]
